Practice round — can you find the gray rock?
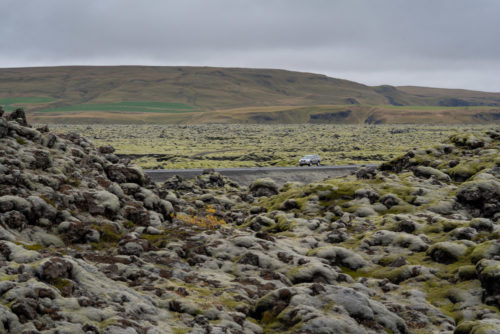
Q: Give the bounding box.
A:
[0,118,8,138]
[0,304,22,333]
[106,164,146,185]
[7,108,28,126]
[28,195,57,221]
[380,193,402,209]
[119,241,144,256]
[7,121,41,140]
[0,195,32,214]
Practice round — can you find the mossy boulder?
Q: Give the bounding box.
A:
[458,265,477,281]
[456,180,500,218]
[252,288,294,321]
[475,259,500,307]
[454,319,500,334]
[448,160,487,182]
[286,262,338,284]
[427,242,468,264]
[471,240,500,264]
[374,265,430,284]
[428,200,456,216]
[249,178,279,197]
[354,188,379,203]
[265,214,295,233]
[105,164,147,185]
[364,230,429,252]
[309,246,367,270]
[379,193,402,209]
[0,195,32,215]
[353,205,377,217]
[414,166,451,182]
[280,198,299,210]
[470,218,494,232]
[379,152,414,173]
[449,133,486,149]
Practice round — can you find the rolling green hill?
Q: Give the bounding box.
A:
[1,66,499,124]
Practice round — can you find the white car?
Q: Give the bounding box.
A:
[299,155,321,166]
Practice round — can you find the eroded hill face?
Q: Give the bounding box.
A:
[0,109,500,333]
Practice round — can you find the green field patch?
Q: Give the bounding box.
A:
[38,101,203,113]
[0,96,56,111]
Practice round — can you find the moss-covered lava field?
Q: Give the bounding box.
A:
[48,124,498,169]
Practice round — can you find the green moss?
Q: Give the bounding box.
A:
[40,194,57,207]
[371,264,430,284]
[326,181,362,201]
[15,137,27,145]
[458,265,477,280]
[0,275,17,281]
[172,329,190,334]
[53,277,71,293]
[470,240,500,264]
[383,204,415,215]
[98,224,122,243]
[441,219,464,232]
[339,266,370,279]
[140,233,172,248]
[377,254,405,267]
[341,203,361,213]
[275,231,297,238]
[219,296,245,310]
[20,243,44,251]
[48,124,495,169]
[90,224,124,250]
[424,280,481,322]
[429,226,444,235]
[454,321,475,334]
[262,310,277,324]
[259,188,303,211]
[123,220,135,229]
[448,159,488,181]
[97,317,118,330]
[378,183,414,203]
[264,215,296,233]
[66,177,81,187]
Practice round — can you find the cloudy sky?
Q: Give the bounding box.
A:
[1,0,499,91]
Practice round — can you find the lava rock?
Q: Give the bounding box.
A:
[7,108,28,126]
[249,178,279,197]
[38,257,73,282]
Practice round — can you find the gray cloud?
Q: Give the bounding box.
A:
[1,0,500,91]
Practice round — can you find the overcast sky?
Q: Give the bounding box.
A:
[1,0,499,91]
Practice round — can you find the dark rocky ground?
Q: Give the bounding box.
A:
[0,107,499,333]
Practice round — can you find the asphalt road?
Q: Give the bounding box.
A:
[145,164,377,186]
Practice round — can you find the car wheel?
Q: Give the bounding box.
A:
[317,162,321,166]
[309,162,312,167]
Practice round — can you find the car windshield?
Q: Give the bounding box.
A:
[303,155,316,159]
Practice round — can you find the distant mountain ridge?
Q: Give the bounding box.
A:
[1,66,499,124]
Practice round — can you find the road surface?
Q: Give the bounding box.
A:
[145,164,377,186]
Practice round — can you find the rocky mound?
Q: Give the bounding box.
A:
[0,108,500,333]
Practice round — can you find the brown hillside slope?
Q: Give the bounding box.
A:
[1,66,500,124]
[0,66,388,109]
